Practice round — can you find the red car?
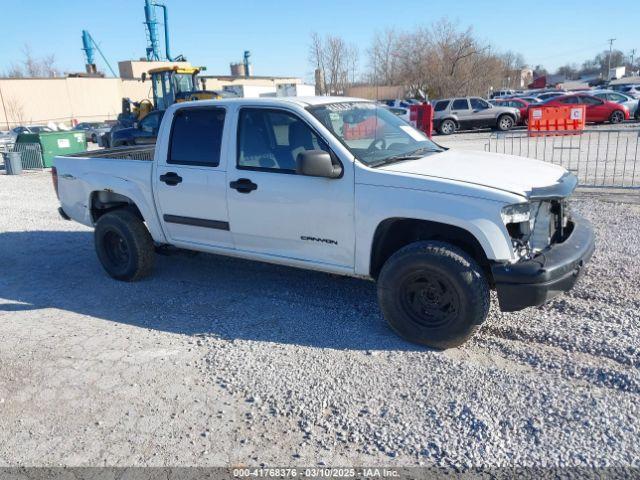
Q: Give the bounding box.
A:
[492,98,530,125]
[543,94,630,124]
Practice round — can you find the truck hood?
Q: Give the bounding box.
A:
[377,149,571,198]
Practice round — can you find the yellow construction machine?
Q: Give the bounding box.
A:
[120,65,223,125]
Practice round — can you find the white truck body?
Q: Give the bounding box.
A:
[53,96,594,347]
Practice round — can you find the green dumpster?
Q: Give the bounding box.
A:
[16,131,87,168]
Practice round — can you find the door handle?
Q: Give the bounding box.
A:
[229,178,258,193]
[160,172,182,186]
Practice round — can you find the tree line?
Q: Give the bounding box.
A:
[310,18,639,99]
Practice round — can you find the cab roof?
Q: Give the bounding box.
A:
[171,96,370,110]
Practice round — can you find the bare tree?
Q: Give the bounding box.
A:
[2,45,61,78]
[6,96,26,126]
[368,29,400,85]
[309,32,327,94]
[363,19,513,99]
[308,33,358,95]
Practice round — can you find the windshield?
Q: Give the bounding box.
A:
[308,102,443,167]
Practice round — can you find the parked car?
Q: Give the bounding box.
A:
[0,125,54,146]
[491,98,530,125]
[490,89,515,99]
[432,97,520,134]
[590,90,639,119]
[543,94,630,124]
[52,97,595,349]
[88,123,115,143]
[515,96,542,104]
[383,105,411,122]
[535,92,566,102]
[74,121,117,143]
[111,110,165,147]
[381,99,421,109]
[73,122,101,133]
[610,84,640,99]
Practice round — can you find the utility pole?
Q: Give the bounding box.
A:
[607,38,616,80]
[631,49,637,70]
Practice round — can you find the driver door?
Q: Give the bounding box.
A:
[226,107,355,270]
[469,97,494,127]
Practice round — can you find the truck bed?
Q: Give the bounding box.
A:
[54,146,157,229]
[65,145,155,161]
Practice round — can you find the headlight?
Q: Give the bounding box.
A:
[501,203,530,224]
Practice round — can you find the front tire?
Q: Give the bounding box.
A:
[609,110,624,124]
[438,119,456,135]
[496,114,514,131]
[94,209,155,281]
[377,241,489,349]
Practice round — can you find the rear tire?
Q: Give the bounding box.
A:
[377,241,489,349]
[609,110,624,124]
[438,119,456,135]
[94,209,155,281]
[496,114,514,131]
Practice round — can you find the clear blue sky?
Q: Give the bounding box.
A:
[1,0,638,80]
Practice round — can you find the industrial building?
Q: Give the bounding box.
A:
[0,0,307,130]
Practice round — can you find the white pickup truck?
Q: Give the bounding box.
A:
[53,97,595,349]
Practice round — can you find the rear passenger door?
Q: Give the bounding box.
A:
[154,107,234,248]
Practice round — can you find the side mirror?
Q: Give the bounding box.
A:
[133,122,139,129]
[296,150,342,179]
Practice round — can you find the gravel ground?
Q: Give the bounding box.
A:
[0,172,638,468]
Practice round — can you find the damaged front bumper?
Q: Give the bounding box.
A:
[491,213,595,312]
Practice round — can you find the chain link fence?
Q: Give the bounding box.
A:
[1,143,45,171]
[485,129,640,188]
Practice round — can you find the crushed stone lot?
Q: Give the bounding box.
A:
[0,172,638,467]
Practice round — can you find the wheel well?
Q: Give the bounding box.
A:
[497,112,516,122]
[440,117,459,128]
[90,191,144,224]
[370,218,491,281]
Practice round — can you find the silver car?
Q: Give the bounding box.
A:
[0,125,53,147]
[73,122,112,143]
[432,97,520,135]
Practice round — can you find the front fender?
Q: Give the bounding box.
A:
[355,184,514,276]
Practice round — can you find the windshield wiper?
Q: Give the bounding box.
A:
[370,147,443,168]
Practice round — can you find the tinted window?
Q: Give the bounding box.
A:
[470,98,490,109]
[452,99,469,110]
[434,100,450,111]
[237,109,329,172]
[579,96,602,105]
[169,108,225,167]
[559,96,579,104]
